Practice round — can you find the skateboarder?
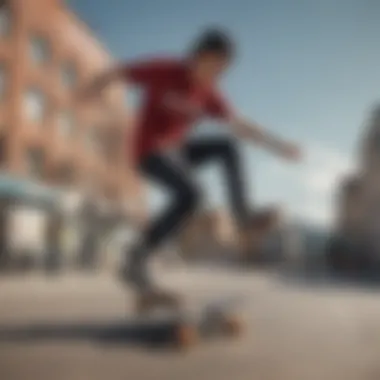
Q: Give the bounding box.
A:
[78,28,302,308]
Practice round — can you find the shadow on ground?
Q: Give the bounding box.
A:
[0,318,185,351]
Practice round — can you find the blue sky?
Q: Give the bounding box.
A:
[68,0,380,225]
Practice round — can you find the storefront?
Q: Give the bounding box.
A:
[0,173,61,272]
[0,174,140,273]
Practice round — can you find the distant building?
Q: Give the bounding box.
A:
[178,206,286,263]
[336,104,380,238]
[330,103,380,272]
[178,210,221,260]
[0,0,143,270]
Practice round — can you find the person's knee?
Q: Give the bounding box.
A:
[215,139,238,161]
[176,184,200,215]
[183,185,200,209]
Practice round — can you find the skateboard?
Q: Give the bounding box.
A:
[133,295,245,350]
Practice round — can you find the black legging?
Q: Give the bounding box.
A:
[131,137,250,264]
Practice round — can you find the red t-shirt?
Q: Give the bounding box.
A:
[122,57,233,163]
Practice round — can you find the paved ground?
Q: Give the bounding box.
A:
[1,267,380,380]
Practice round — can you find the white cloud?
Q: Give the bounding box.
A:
[292,202,331,225]
[257,142,355,226]
[302,143,354,194]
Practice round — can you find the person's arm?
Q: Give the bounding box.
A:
[206,91,301,161]
[229,115,301,160]
[77,58,174,102]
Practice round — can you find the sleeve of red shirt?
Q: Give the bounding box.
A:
[205,89,234,121]
[122,57,176,86]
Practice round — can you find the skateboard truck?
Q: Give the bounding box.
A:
[165,295,245,350]
[132,293,245,350]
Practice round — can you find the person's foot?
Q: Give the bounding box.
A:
[249,207,280,232]
[119,246,182,313]
[119,259,152,292]
[238,207,281,264]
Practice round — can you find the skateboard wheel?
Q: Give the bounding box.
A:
[174,324,199,349]
[222,316,243,336]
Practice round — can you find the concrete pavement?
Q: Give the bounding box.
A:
[1,267,380,380]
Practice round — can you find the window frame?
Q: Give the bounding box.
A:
[25,147,45,179]
[54,162,76,187]
[28,33,52,66]
[0,2,12,38]
[0,62,7,101]
[57,109,76,138]
[60,60,78,89]
[23,86,47,124]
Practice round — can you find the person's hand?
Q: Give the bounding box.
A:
[280,142,302,161]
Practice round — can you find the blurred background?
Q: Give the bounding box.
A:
[1,0,380,379]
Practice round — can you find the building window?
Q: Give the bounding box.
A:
[61,62,77,88]
[54,163,75,186]
[0,4,11,37]
[57,110,75,138]
[26,148,45,179]
[0,134,7,167]
[0,64,6,100]
[29,35,51,65]
[24,87,46,123]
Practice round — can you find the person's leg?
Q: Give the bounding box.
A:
[184,138,250,229]
[122,153,200,293]
[184,137,254,259]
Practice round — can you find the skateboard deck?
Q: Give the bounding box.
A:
[133,295,245,350]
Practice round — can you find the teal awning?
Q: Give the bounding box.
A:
[0,173,61,206]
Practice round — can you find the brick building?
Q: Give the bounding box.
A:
[0,0,143,270]
[327,104,380,274]
[178,209,241,261]
[178,207,285,263]
[334,104,380,238]
[0,0,140,203]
